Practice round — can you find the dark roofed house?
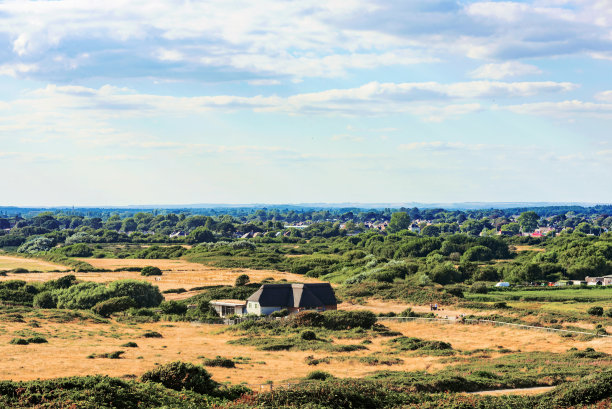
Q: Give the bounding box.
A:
[246,283,337,316]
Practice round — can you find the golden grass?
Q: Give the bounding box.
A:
[0,318,437,383]
[339,300,486,318]
[0,258,323,300]
[513,245,545,252]
[0,313,608,384]
[0,255,68,272]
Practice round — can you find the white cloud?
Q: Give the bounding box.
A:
[247,79,281,86]
[0,63,38,77]
[595,90,612,102]
[470,62,542,79]
[504,100,612,118]
[0,0,610,82]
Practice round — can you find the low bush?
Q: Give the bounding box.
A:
[33,291,56,309]
[91,351,125,359]
[159,300,187,315]
[385,336,453,353]
[140,266,162,276]
[234,274,250,286]
[141,361,217,395]
[27,336,48,344]
[121,342,138,348]
[142,331,163,338]
[301,330,317,340]
[305,370,334,381]
[587,306,604,316]
[9,338,29,345]
[92,296,136,317]
[162,288,187,294]
[203,357,236,368]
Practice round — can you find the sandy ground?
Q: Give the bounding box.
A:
[0,255,68,272]
[0,315,609,385]
[0,258,323,299]
[469,386,555,396]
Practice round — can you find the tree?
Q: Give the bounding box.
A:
[187,227,215,244]
[501,223,520,235]
[17,237,53,254]
[421,225,441,237]
[235,274,250,286]
[141,266,162,276]
[387,212,411,233]
[517,211,539,233]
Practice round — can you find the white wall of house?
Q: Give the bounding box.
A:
[246,301,281,315]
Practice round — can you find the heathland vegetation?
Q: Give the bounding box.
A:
[0,205,610,408]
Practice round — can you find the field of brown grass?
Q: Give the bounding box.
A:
[0,255,68,272]
[0,312,608,384]
[0,257,323,299]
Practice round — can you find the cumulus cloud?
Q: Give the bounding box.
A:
[0,1,610,81]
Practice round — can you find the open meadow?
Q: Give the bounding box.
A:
[0,307,609,385]
[0,256,324,300]
[0,255,68,272]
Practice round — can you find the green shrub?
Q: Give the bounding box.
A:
[61,243,93,257]
[385,336,452,352]
[121,342,138,348]
[142,331,163,338]
[27,336,48,344]
[140,266,162,276]
[305,370,334,381]
[162,288,187,294]
[234,274,250,286]
[141,361,217,395]
[203,357,236,368]
[91,351,125,359]
[301,330,317,340]
[322,310,377,330]
[470,282,488,294]
[270,308,290,318]
[11,268,29,274]
[587,306,604,316]
[106,280,163,308]
[493,301,510,309]
[159,300,187,315]
[92,296,136,317]
[33,291,56,309]
[9,338,29,345]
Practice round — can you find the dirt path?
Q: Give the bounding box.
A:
[468,386,555,396]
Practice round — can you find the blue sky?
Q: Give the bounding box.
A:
[1,0,611,206]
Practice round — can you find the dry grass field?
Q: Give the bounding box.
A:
[0,257,323,300]
[0,313,608,385]
[0,255,68,272]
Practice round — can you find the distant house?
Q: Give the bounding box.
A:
[409,224,421,234]
[169,231,186,238]
[209,300,247,317]
[246,283,337,316]
[585,275,612,286]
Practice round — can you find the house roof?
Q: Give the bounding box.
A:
[210,299,247,306]
[247,283,337,308]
